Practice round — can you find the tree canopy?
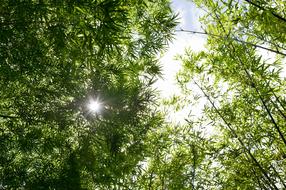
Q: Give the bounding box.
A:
[0,0,176,189]
[1,0,286,189]
[174,0,286,189]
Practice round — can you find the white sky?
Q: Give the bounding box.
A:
[155,0,205,98]
[154,0,207,124]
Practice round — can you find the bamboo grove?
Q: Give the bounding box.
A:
[0,0,285,189]
[176,0,286,189]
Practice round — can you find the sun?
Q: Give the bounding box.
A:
[88,99,102,113]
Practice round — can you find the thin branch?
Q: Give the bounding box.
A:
[194,81,279,190]
[176,29,286,56]
[233,49,286,147]
[148,170,154,190]
[244,0,286,23]
[211,11,286,147]
[270,164,286,189]
[251,168,270,190]
[249,132,286,189]
[191,144,197,190]
[271,98,286,121]
[272,92,286,120]
[241,30,286,52]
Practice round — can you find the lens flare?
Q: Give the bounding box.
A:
[88,99,101,113]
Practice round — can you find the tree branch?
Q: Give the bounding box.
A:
[210,11,286,147]
[244,0,286,23]
[194,81,279,190]
[272,92,286,120]
[176,29,286,56]
[233,48,286,147]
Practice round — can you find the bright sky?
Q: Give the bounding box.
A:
[154,0,207,124]
[155,0,205,96]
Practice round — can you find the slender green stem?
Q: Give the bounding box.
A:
[244,0,286,23]
[194,81,279,190]
[176,29,286,56]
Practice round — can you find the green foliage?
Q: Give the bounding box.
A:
[0,0,176,189]
[174,0,286,189]
[2,0,286,189]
